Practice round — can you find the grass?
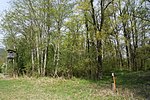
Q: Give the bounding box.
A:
[0,71,150,100]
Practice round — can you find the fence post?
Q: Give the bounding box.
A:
[112,73,116,92]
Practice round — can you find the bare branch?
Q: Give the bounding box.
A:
[133,15,150,22]
[104,0,114,11]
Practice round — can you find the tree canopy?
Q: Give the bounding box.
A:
[0,0,150,79]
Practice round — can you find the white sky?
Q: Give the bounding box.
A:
[0,0,10,12]
[0,0,11,48]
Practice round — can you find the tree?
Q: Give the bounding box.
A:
[0,0,149,78]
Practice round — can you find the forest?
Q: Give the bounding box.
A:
[0,0,150,99]
[0,0,149,80]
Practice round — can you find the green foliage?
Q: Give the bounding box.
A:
[0,0,149,78]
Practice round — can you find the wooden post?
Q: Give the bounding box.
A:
[112,73,116,92]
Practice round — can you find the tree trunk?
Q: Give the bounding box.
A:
[84,12,91,79]
[43,47,47,76]
[36,34,40,75]
[31,49,35,75]
[54,44,59,77]
[115,34,123,69]
[54,24,61,77]
[123,23,131,70]
[90,0,103,79]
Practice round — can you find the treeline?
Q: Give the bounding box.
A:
[0,0,150,79]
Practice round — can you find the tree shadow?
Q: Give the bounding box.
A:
[85,71,150,99]
[106,71,150,99]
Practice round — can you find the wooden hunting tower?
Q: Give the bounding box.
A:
[7,49,16,59]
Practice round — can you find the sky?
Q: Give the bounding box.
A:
[0,0,10,13]
[0,0,11,48]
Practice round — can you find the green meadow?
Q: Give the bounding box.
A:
[0,71,149,100]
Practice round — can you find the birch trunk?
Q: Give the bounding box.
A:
[36,34,40,75]
[31,49,35,75]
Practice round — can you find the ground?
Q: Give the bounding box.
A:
[0,71,150,100]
